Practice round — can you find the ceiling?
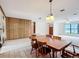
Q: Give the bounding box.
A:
[0,0,79,21]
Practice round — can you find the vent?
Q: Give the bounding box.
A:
[60,9,65,12]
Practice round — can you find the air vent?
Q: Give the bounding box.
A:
[60,9,65,12]
[73,13,77,15]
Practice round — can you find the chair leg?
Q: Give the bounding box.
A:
[30,48,33,54]
[36,49,39,57]
[60,51,62,55]
[55,51,57,58]
[49,53,51,58]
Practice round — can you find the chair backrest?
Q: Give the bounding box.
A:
[72,45,79,54]
[37,41,47,52]
[31,35,37,45]
[38,41,46,46]
[46,34,52,38]
[31,34,36,39]
[53,36,61,40]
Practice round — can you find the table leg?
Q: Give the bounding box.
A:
[52,49,55,58]
[61,49,65,58]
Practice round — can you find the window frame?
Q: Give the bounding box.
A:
[64,23,79,34]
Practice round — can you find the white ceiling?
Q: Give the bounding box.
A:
[0,0,79,21]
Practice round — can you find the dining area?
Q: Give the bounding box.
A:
[30,34,79,58]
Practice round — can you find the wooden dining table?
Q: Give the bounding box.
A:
[36,36,71,57]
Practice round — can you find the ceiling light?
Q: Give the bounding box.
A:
[46,0,54,23]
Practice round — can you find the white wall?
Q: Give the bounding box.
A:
[34,19,48,35]
[53,21,64,35]
[29,16,49,36]
[34,19,65,36]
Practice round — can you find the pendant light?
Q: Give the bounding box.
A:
[46,0,54,23]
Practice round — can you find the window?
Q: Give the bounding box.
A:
[64,23,79,34]
[71,23,78,34]
[64,24,71,34]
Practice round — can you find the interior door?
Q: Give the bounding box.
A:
[49,26,53,35]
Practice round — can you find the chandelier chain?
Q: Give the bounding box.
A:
[50,1,53,16]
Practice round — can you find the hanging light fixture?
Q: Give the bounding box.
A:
[46,0,54,23]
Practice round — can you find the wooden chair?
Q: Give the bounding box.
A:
[63,44,79,58]
[52,36,61,40]
[30,35,38,56]
[46,34,52,38]
[37,41,51,57]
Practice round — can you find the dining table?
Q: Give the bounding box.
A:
[36,35,71,57]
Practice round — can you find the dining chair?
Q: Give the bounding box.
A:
[30,35,38,56]
[37,41,51,57]
[63,44,79,58]
[46,34,52,38]
[52,36,61,40]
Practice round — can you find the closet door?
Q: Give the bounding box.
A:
[24,20,32,37]
[13,19,19,39]
[6,17,32,40]
[24,20,27,37]
[27,20,32,37]
[6,18,10,39]
[19,19,25,38]
[7,18,19,39]
[49,26,53,35]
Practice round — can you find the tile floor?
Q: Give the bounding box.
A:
[0,38,61,58]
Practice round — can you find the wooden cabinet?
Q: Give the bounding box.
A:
[6,17,32,40]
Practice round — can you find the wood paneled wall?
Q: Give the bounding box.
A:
[6,17,32,40]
